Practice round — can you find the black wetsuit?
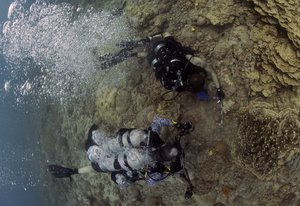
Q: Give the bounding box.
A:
[147,36,207,92]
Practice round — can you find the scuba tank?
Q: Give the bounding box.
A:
[150,39,190,92]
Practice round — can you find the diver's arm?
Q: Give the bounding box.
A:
[146,32,171,41]
[203,64,221,89]
[48,164,98,179]
[186,55,221,89]
[162,32,171,38]
[186,55,225,102]
[150,116,174,135]
[137,52,147,58]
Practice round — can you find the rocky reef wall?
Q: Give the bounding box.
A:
[43,0,300,205]
[247,0,300,97]
[123,0,300,205]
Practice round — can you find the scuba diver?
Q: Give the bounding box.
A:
[48,116,195,199]
[98,32,225,102]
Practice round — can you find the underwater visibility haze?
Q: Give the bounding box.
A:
[0,0,47,205]
[0,0,132,205]
[1,0,300,205]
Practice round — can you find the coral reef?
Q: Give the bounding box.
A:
[249,0,300,48]
[246,0,300,96]
[235,102,300,179]
[248,23,300,96]
[93,58,181,129]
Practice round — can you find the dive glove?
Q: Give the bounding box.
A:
[184,186,193,199]
[216,88,225,103]
[173,121,193,135]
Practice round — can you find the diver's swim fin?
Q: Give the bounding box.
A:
[85,124,99,151]
[48,165,78,178]
[98,49,137,70]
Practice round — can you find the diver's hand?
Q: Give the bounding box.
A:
[174,122,192,130]
[184,187,193,199]
[216,88,225,103]
[173,122,194,136]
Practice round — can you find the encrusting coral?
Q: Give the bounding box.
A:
[249,0,300,48]
[246,0,300,97]
[235,101,300,179]
[248,23,300,97]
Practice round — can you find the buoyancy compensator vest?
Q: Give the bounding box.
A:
[149,37,194,92]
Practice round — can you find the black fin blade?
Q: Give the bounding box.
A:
[48,165,76,178]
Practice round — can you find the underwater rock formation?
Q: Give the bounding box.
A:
[235,101,300,179]
[246,0,300,96]
[94,64,181,129]
[248,23,300,97]
[125,0,176,29]
[249,0,300,48]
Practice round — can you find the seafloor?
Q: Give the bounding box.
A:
[41,0,300,205]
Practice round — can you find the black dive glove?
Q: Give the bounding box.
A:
[216,88,225,103]
[174,122,193,131]
[173,121,193,135]
[184,185,194,199]
[48,165,78,178]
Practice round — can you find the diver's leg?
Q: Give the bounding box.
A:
[98,48,138,70]
[116,39,147,49]
[85,124,99,151]
[48,165,97,178]
[78,165,96,174]
[98,37,149,70]
[137,52,147,58]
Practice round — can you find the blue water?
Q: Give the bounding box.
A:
[0,0,132,205]
[0,0,49,205]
